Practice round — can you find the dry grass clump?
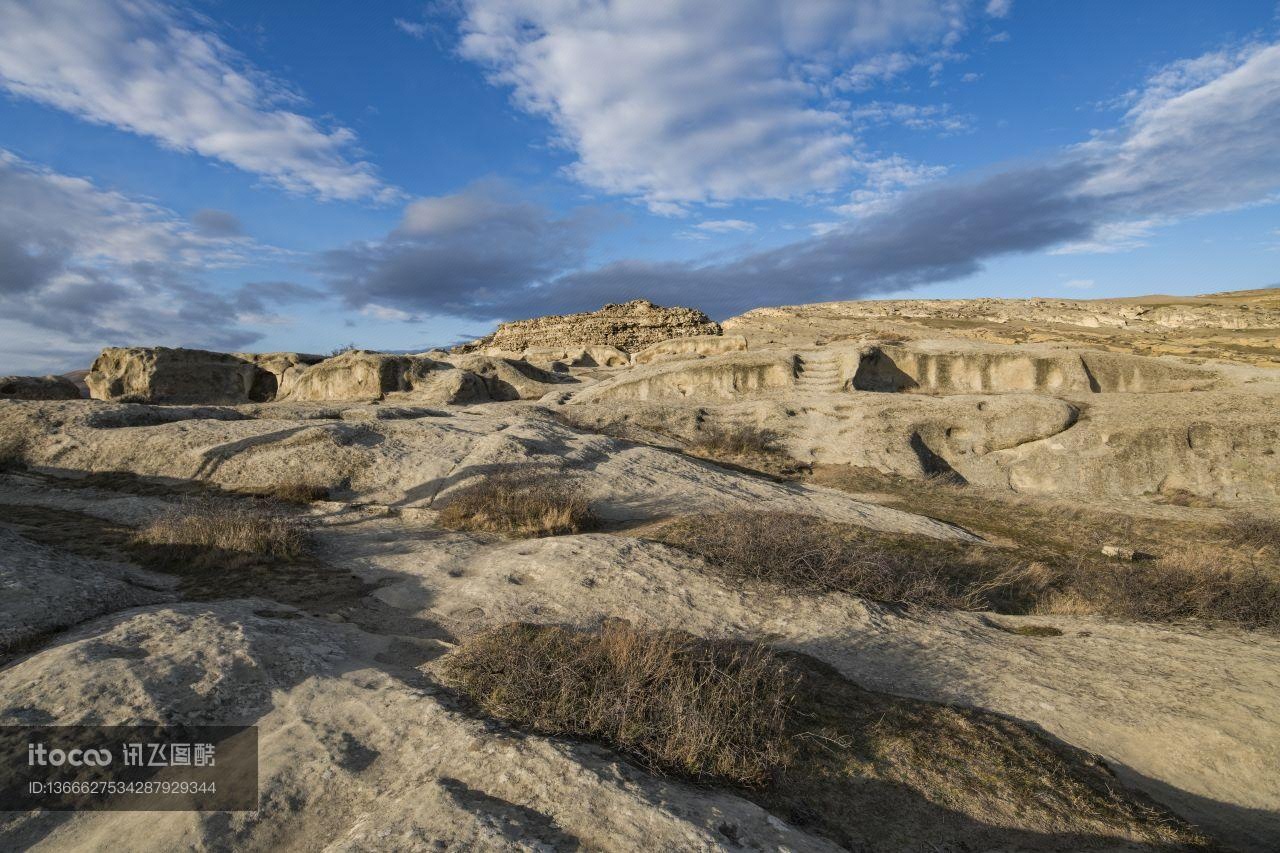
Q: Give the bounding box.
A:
[1043,549,1280,629]
[809,464,1280,630]
[130,499,308,571]
[1226,512,1280,552]
[655,511,1022,610]
[655,508,1280,629]
[445,621,796,786]
[255,479,330,504]
[687,424,782,458]
[446,622,1206,849]
[437,470,598,538]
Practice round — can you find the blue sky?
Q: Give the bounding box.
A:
[1,0,1278,374]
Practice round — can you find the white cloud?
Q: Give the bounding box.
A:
[1050,220,1159,255]
[1063,278,1095,290]
[988,31,1011,43]
[361,304,416,322]
[985,0,1013,18]
[454,0,976,209]
[694,219,757,234]
[323,37,1280,322]
[849,101,973,134]
[0,0,393,202]
[1080,43,1280,218]
[394,18,429,39]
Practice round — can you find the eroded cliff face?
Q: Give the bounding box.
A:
[461,298,723,353]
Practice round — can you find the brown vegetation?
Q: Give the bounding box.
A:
[445,621,795,786]
[437,470,598,538]
[654,507,1280,629]
[446,621,1206,850]
[130,498,308,571]
[253,479,331,504]
[687,423,782,458]
[655,510,1005,609]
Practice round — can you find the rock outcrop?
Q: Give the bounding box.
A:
[632,333,748,364]
[463,299,722,354]
[0,374,83,401]
[85,347,298,404]
[277,350,489,404]
[445,354,576,400]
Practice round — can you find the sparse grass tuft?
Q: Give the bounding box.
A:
[446,621,1206,849]
[687,424,782,458]
[445,621,796,786]
[1225,512,1280,553]
[437,470,598,538]
[254,479,331,504]
[130,499,308,571]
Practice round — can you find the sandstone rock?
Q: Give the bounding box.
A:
[277,350,489,404]
[463,299,721,353]
[572,351,799,403]
[632,333,748,364]
[0,400,972,538]
[85,347,283,404]
[240,351,325,400]
[445,353,577,400]
[853,341,1216,395]
[726,288,1280,367]
[1102,545,1139,560]
[0,374,82,401]
[515,344,632,368]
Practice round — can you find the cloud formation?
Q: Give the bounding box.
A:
[323,181,598,320]
[0,150,310,372]
[453,0,977,210]
[0,0,393,201]
[331,39,1280,321]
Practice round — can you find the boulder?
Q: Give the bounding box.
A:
[278,350,489,404]
[0,374,83,401]
[445,354,577,400]
[85,347,280,404]
[461,299,721,353]
[632,334,748,364]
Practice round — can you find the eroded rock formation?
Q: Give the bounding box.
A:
[462,299,722,354]
[0,374,82,401]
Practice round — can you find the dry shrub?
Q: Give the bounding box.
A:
[445,621,796,786]
[687,424,782,458]
[656,510,1280,629]
[1040,547,1280,629]
[809,465,1280,631]
[130,499,307,571]
[655,511,1023,610]
[257,479,330,504]
[437,470,598,538]
[447,622,1205,849]
[1225,513,1280,553]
